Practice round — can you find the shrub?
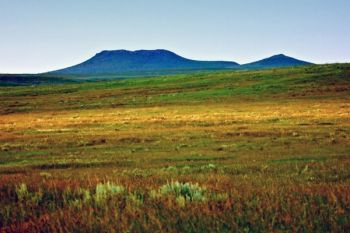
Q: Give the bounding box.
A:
[160,181,206,201]
[94,182,124,204]
[15,183,29,201]
[81,189,91,203]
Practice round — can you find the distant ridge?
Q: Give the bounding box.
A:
[48,50,313,76]
[50,49,239,75]
[241,54,312,69]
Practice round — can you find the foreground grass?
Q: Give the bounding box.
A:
[0,64,350,232]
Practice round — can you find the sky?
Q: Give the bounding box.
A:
[0,0,349,73]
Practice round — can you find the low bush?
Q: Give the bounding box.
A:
[160,181,206,201]
[94,182,124,204]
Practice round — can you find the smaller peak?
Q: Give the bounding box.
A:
[272,54,288,58]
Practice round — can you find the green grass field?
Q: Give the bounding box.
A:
[0,64,350,232]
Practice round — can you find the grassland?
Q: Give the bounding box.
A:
[0,64,350,232]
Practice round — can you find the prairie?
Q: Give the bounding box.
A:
[0,64,350,232]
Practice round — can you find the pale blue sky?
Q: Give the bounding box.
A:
[0,0,349,73]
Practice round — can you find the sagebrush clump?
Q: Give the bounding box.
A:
[160,181,206,201]
[94,182,125,204]
[15,183,29,201]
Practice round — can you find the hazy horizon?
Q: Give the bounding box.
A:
[1,0,349,73]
